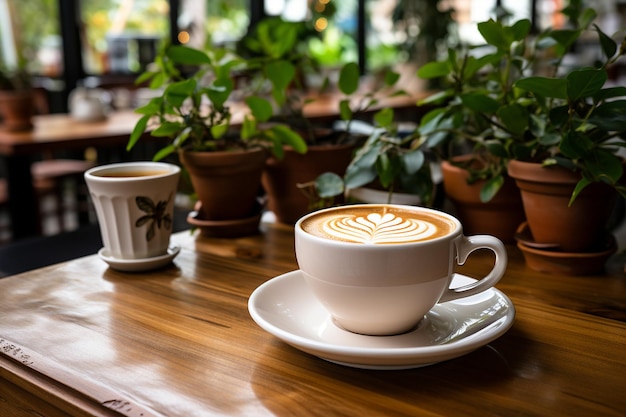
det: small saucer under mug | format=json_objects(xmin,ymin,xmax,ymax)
[
  {"xmin": 98, "ymin": 245, "xmax": 181, "ymax": 272},
  {"xmin": 248, "ymin": 270, "xmax": 515, "ymax": 370}
]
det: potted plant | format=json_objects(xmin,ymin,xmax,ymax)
[
  {"xmin": 414, "ymin": 17, "xmax": 534, "ymax": 242},
  {"xmin": 235, "ymin": 16, "xmax": 363, "ymax": 224},
  {"xmin": 506, "ymin": 4, "xmax": 626, "ymax": 256},
  {"xmin": 0, "ymin": 63, "xmax": 35, "ymax": 132},
  {"xmin": 418, "ymin": 3, "xmax": 626, "ymax": 270},
  {"xmin": 127, "ymin": 43, "xmax": 307, "ymax": 237},
  {"xmin": 311, "ymin": 72, "xmax": 436, "ymax": 210}
]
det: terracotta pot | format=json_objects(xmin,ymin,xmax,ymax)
[
  {"xmin": 262, "ymin": 144, "xmax": 355, "ymax": 224},
  {"xmin": 507, "ymin": 159, "xmax": 617, "ymax": 253},
  {"xmin": 441, "ymin": 158, "xmax": 525, "ymax": 243},
  {"xmin": 0, "ymin": 90, "xmax": 35, "ymax": 131},
  {"xmin": 179, "ymin": 148, "xmax": 266, "ymax": 222}
]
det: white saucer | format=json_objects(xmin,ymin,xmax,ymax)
[
  {"xmin": 248, "ymin": 270, "xmax": 515, "ymax": 370},
  {"xmin": 98, "ymin": 245, "xmax": 181, "ymax": 272}
]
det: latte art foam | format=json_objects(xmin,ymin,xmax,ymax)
[{"xmin": 301, "ymin": 206, "xmax": 455, "ymax": 244}]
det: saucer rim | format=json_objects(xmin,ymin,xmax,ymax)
[
  {"xmin": 98, "ymin": 245, "xmax": 181, "ymax": 271},
  {"xmin": 248, "ymin": 270, "xmax": 515, "ymax": 368}
]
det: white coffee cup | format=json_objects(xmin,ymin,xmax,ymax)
[
  {"xmin": 85, "ymin": 162, "xmax": 180, "ymax": 260},
  {"xmin": 295, "ymin": 204, "xmax": 507, "ymax": 336}
]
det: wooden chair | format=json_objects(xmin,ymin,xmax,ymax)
[
  {"xmin": 0, "ymin": 86, "xmax": 97, "ymax": 242},
  {"xmin": 0, "ymin": 156, "xmax": 96, "ymax": 242}
]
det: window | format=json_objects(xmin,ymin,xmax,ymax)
[
  {"xmin": 80, "ymin": 0, "xmax": 170, "ymax": 75},
  {"xmin": 0, "ymin": 0, "xmax": 62, "ymax": 77}
]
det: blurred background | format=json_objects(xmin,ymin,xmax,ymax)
[{"xmin": 2, "ymin": 0, "xmax": 624, "ymax": 115}]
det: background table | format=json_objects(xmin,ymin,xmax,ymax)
[
  {"xmin": 0, "ymin": 92, "xmax": 423, "ymax": 240},
  {"xmin": 0, "ymin": 222, "xmax": 624, "ymax": 416},
  {"xmin": 0, "ymin": 110, "xmax": 145, "ymax": 239}
]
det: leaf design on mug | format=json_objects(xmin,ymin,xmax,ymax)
[
  {"xmin": 322, "ymin": 212, "xmax": 437, "ymax": 243},
  {"xmin": 135, "ymin": 194, "xmax": 173, "ymax": 241}
]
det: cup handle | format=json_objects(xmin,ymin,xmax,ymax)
[{"xmin": 438, "ymin": 235, "xmax": 507, "ymax": 303}]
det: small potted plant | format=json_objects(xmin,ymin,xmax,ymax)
[
  {"xmin": 0, "ymin": 62, "xmax": 35, "ymax": 131},
  {"xmin": 127, "ymin": 43, "xmax": 307, "ymax": 237},
  {"xmin": 311, "ymin": 79, "xmax": 436, "ymax": 210},
  {"xmin": 236, "ymin": 16, "xmax": 365, "ymax": 224}
]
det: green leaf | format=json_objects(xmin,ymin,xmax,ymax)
[
  {"xmin": 270, "ymin": 125, "xmax": 307, "ymax": 154},
  {"xmin": 134, "ymin": 97, "xmax": 161, "ymax": 116},
  {"xmin": 339, "ymin": 99, "xmax": 352, "ymax": 121},
  {"xmin": 315, "ymin": 172, "xmax": 345, "ymax": 198},
  {"xmin": 510, "ymin": 19, "xmax": 532, "ymax": 41},
  {"xmin": 417, "ymin": 90, "xmax": 452, "ymax": 106},
  {"xmin": 338, "ymin": 62, "xmax": 360, "ymax": 95},
  {"xmin": 402, "ymin": 149, "xmax": 424, "ymax": 175},
  {"xmin": 151, "ymin": 121, "xmax": 183, "ymax": 137},
  {"xmin": 266, "ymin": 59, "xmax": 296, "ymax": 92},
  {"xmin": 210, "ymin": 122, "xmax": 229, "ymax": 139},
  {"xmin": 135, "ymin": 71, "xmax": 156, "ymax": 85},
  {"xmin": 241, "ymin": 115, "xmax": 255, "ymax": 140},
  {"xmin": 514, "ymin": 76, "xmax": 567, "ymax": 99},
  {"xmin": 594, "ymin": 24, "xmax": 617, "ymax": 60},
  {"xmin": 461, "ymin": 93, "xmax": 499, "ymax": 113},
  {"xmin": 464, "ymin": 53, "xmax": 501, "ymax": 79},
  {"xmin": 497, "ymin": 103, "xmax": 528, "ymax": 135},
  {"xmin": 153, "ymin": 144, "xmax": 176, "ymax": 161},
  {"xmin": 127, "ymin": 115, "xmax": 150, "ymax": 151},
  {"xmin": 585, "ymin": 148, "xmax": 623, "ymax": 184},
  {"xmin": 569, "ymin": 177, "xmax": 591, "ymax": 207},
  {"xmin": 165, "ymin": 79, "xmax": 197, "ymax": 107},
  {"xmin": 245, "ymin": 96, "xmax": 273, "ymax": 122},
  {"xmin": 384, "ymin": 70, "xmax": 400, "ymax": 87},
  {"xmin": 417, "ymin": 61, "xmax": 450, "ymax": 79},
  {"xmin": 566, "ymin": 68, "xmax": 606, "ymax": 101},
  {"xmin": 549, "ymin": 29, "xmax": 580, "ymax": 53},
  {"xmin": 480, "ymin": 174, "xmax": 504, "ymax": 203},
  {"xmin": 484, "ymin": 140, "xmax": 509, "ymax": 158},
  {"xmin": 594, "ymin": 86, "xmax": 626, "ymax": 101},
  {"xmin": 344, "ymin": 164, "xmax": 377, "ymax": 189},
  {"xmin": 588, "ymin": 100, "xmax": 626, "ymax": 131},
  {"xmin": 207, "ymin": 76, "xmax": 233, "ymax": 108},
  {"xmin": 374, "ymin": 108, "xmax": 394, "ymax": 128},
  {"xmin": 560, "ymin": 131, "xmax": 594, "ymax": 159},
  {"xmin": 477, "ymin": 19, "xmax": 510, "ymax": 51},
  {"xmin": 167, "ymin": 45, "xmax": 211, "ymax": 65},
  {"xmin": 376, "ymin": 153, "xmax": 394, "ymax": 187},
  {"xmin": 149, "ymin": 72, "xmax": 167, "ymax": 89}
]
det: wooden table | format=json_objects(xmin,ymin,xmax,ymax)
[{"xmin": 1, "ymin": 221, "xmax": 624, "ymax": 416}]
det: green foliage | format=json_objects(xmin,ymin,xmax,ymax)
[
  {"xmin": 127, "ymin": 43, "xmax": 306, "ymax": 161},
  {"xmin": 416, "ymin": 6, "xmax": 626, "ymax": 204},
  {"xmin": 311, "ymin": 60, "xmax": 434, "ymax": 205}
]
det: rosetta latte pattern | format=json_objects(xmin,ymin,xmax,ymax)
[{"xmin": 321, "ymin": 212, "xmax": 437, "ymax": 243}]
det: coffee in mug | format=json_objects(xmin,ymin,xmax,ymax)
[
  {"xmin": 295, "ymin": 204, "xmax": 507, "ymax": 336},
  {"xmin": 85, "ymin": 162, "xmax": 180, "ymax": 260}
]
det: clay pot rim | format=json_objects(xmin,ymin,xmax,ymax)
[{"xmin": 507, "ymin": 159, "xmax": 580, "ymax": 185}]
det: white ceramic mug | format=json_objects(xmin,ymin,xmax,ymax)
[
  {"xmin": 85, "ymin": 162, "xmax": 180, "ymax": 260},
  {"xmin": 295, "ymin": 204, "xmax": 507, "ymax": 336}
]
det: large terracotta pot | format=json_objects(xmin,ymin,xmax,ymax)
[
  {"xmin": 507, "ymin": 160, "xmax": 617, "ymax": 253},
  {"xmin": 262, "ymin": 144, "xmax": 355, "ymax": 224},
  {"xmin": 179, "ymin": 148, "xmax": 266, "ymax": 221},
  {"xmin": 0, "ymin": 90, "xmax": 34, "ymax": 131},
  {"xmin": 441, "ymin": 158, "xmax": 525, "ymax": 243}
]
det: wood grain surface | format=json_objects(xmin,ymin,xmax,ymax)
[{"xmin": 1, "ymin": 221, "xmax": 625, "ymax": 417}]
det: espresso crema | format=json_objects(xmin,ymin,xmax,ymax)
[{"xmin": 301, "ymin": 206, "xmax": 456, "ymax": 244}]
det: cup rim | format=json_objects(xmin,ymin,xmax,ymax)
[
  {"xmin": 85, "ymin": 161, "xmax": 180, "ymax": 181},
  {"xmin": 295, "ymin": 204, "xmax": 462, "ymax": 246}
]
